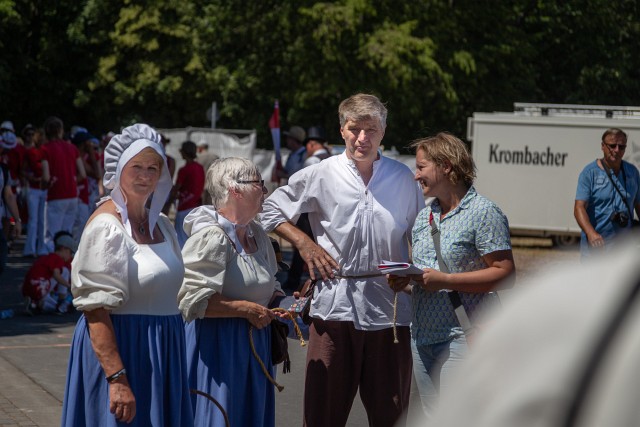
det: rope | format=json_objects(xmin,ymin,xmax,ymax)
[
  {"xmin": 392, "ymin": 292, "xmax": 399, "ymax": 344},
  {"xmin": 272, "ymin": 308, "xmax": 307, "ymax": 346},
  {"xmin": 190, "ymin": 389, "xmax": 231, "ymax": 427},
  {"xmin": 386, "ymin": 277, "xmax": 401, "ymax": 344},
  {"xmin": 248, "ymin": 308, "xmax": 307, "ymax": 392}
]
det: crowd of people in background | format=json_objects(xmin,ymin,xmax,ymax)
[
  {"xmin": 0, "ymin": 117, "xmax": 211, "ymax": 316},
  {"xmin": 0, "ymin": 115, "xmax": 337, "ymax": 312},
  {"xmin": 0, "ymin": 118, "xmax": 108, "ymax": 314},
  {"xmin": 0, "ymin": 114, "xmax": 338, "ymax": 313}
]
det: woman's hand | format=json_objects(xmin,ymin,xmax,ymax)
[
  {"xmin": 387, "ymin": 274, "xmax": 412, "ymax": 293},
  {"xmin": 242, "ymin": 301, "xmax": 276, "ymax": 329},
  {"xmin": 85, "ymin": 308, "xmax": 136, "ymax": 423},
  {"xmin": 419, "ymin": 268, "xmax": 450, "ymax": 291},
  {"xmin": 109, "ymin": 376, "xmax": 136, "ymax": 423},
  {"xmin": 273, "ymin": 309, "xmax": 290, "ymax": 319}
]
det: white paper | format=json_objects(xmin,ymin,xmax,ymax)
[{"xmin": 377, "ymin": 260, "xmax": 424, "ymax": 276}]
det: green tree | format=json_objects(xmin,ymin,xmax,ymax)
[
  {"xmin": 2, "ymin": 0, "xmax": 639, "ymax": 145},
  {"xmin": 0, "ymin": 1, "xmax": 89, "ymax": 129}
]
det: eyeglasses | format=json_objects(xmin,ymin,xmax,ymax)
[
  {"xmin": 604, "ymin": 142, "xmax": 627, "ymax": 150},
  {"xmin": 237, "ymin": 179, "xmax": 265, "ymax": 187}
]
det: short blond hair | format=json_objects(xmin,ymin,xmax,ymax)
[
  {"xmin": 338, "ymin": 93, "xmax": 387, "ymax": 128},
  {"xmin": 410, "ymin": 132, "xmax": 476, "ymax": 186}
]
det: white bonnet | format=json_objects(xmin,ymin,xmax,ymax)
[
  {"xmin": 101, "ymin": 123, "xmax": 171, "ymax": 239},
  {"xmin": 0, "ymin": 130, "xmax": 17, "ymax": 149}
]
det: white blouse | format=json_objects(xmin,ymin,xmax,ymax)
[
  {"xmin": 177, "ymin": 207, "xmax": 283, "ymax": 323},
  {"xmin": 71, "ymin": 213, "xmax": 184, "ymax": 315}
]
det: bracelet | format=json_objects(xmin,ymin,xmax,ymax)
[{"xmin": 106, "ymin": 368, "xmax": 127, "ymax": 383}]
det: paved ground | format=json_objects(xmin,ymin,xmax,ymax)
[
  {"xmin": 0, "ymin": 235, "xmax": 579, "ymax": 427},
  {"xmin": 0, "ymin": 237, "xmax": 427, "ymax": 427}
]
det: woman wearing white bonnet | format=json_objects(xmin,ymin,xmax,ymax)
[{"xmin": 61, "ymin": 124, "xmax": 193, "ymax": 426}]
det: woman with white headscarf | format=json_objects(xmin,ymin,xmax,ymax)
[
  {"xmin": 177, "ymin": 157, "xmax": 285, "ymax": 427},
  {"xmin": 61, "ymin": 124, "xmax": 193, "ymax": 426}
]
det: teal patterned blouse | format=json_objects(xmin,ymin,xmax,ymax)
[{"xmin": 411, "ymin": 186, "xmax": 511, "ymax": 345}]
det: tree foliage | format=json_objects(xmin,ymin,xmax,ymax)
[{"xmin": 0, "ymin": 0, "xmax": 639, "ymax": 149}]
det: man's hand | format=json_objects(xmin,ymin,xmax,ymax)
[
  {"xmin": 297, "ymin": 239, "xmax": 339, "ymax": 280},
  {"xmin": 587, "ymin": 231, "xmax": 605, "ymax": 248},
  {"xmin": 274, "ymin": 222, "xmax": 339, "ymax": 281}
]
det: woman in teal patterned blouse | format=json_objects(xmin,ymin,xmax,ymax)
[{"xmin": 390, "ymin": 132, "xmax": 515, "ymax": 419}]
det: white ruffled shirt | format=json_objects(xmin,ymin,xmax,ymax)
[{"xmin": 260, "ymin": 152, "xmax": 424, "ymax": 330}]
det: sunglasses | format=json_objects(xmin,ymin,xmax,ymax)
[
  {"xmin": 604, "ymin": 142, "xmax": 627, "ymax": 150},
  {"xmin": 237, "ymin": 179, "xmax": 265, "ymax": 186}
]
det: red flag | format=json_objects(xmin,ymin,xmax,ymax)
[
  {"xmin": 269, "ymin": 100, "xmax": 283, "ymax": 182},
  {"xmin": 269, "ymin": 100, "xmax": 280, "ymax": 130},
  {"xmin": 269, "ymin": 100, "xmax": 281, "ymax": 160}
]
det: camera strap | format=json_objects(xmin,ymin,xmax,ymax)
[{"xmin": 602, "ymin": 159, "xmax": 634, "ymax": 220}]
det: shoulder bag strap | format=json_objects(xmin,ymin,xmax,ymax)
[{"xmin": 429, "ymin": 212, "xmax": 474, "ymax": 334}]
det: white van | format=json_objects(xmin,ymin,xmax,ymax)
[{"xmin": 468, "ymin": 103, "xmax": 640, "ymax": 245}]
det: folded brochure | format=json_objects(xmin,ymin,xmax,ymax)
[{"xmin": 377, "ymin": 260, "xmax": 424, "ymax": 276}]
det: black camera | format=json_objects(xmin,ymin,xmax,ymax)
[{"xmin": 611, "ymin": 211, "xmax": 629, "ymax": 227}]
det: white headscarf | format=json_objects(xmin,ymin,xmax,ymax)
[{"xmin": 100, "ymin": 123, "xmax": 171, "ymax": 239}]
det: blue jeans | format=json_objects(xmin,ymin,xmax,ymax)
[{"xmin": 412, "ymin": 336, "xmax": 468, "ymax": 419}]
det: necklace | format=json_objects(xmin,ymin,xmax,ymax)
[{"xmin": 130, "ymin": 216, "xmax": 148, "ymax": 235}]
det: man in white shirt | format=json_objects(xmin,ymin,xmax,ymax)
[{"xmin": 261, "ymin": 93, "xmax": 424, "ymax": 427}]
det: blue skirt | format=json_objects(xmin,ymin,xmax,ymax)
[
  {"xmin": 61, "ymin": 313, "xmax": 194, "ymax": 427},
  {"xmin": 186, "ymin": 317, "xmax": 275, "ymax": 427}
]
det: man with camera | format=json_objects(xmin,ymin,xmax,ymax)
[{"xmin": 574, "ymin": 128, "xmax": 640, "ymax": 258}]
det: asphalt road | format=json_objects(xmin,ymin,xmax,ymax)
[{"xmin": 0, "ymin": 237, "xmax": 427, "ymax": 427}]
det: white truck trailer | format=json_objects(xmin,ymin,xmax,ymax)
[{"xmin": 467, "ymin": 103, "xmax": 640, "ymax": 245}]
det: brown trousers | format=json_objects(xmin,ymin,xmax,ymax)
[{"xmin": 303, "ymin": 318, "xmax": 412, "ymax": 427}]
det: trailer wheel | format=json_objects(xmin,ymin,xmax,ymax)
[{"xmin": 552, "ymin": 235, "xmax": 579, "ymax": 247}]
